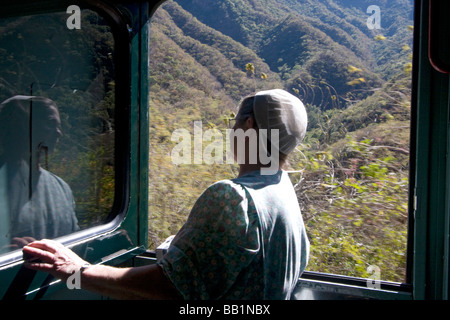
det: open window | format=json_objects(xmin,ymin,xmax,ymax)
[
  {"xmin": 148, "ymin": 0, "xmax": 414, "ymax": 298},
  {"xmin": 0, "ymin": 3, "xmax": 130, "ymax": 264}
]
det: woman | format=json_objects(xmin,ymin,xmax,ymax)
[{"xmin": 23, "ymin": 89, "xmax": 309, "ymax": 300}]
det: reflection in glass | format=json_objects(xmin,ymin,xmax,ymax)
[
  {"xmin": 0, "ymin": 10, "xmax": 116, "ymax": 254},
  {"xmin": 0, "ymin": 96, "xmax": 78, "ymax": 252}
]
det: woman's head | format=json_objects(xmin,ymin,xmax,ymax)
[
  {"xmin": 231, "ymin": 89, "xmax": 307, "ymax": 172},
  {"xmin": 252, "ymin": 89, "xmax": 307, "ymax": 155}
]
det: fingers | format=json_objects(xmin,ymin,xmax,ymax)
[
  {"xmin": 22, "ymin": 243, "xmax": 57, "ymax": 273},
  {"xmin": 25, "ymin": 239, "xmax": 62, "ymax": 254},
  {"xmin": 22, "ymin": 239, "xmax": 88, "ymax": 282},
  {"xmin": 22, "ymin": 240, "xmax": 71, "ymax": 279},
  {"xmin": 22, "ymin": 243, "xmax": 55, "ymax": 264},
  {"xmin": 23, "ymin": 260, "xmax": 55, "ymax": 273}
]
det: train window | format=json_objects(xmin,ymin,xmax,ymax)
[
  {"xmin": 149, "ymin": 0, "xmax": 413, "ymax": 284},
  {"xmin": 0, "ymin": 8, "xmax": 116, "ymax": 256}
]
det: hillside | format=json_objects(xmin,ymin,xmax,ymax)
[
  {"xmin": 148, "ymin": 0, "xmax": 414, "ymax": 282},
  {"xmin": 150, "ymin": 0, "xmax": 414, "ymax": 116}
]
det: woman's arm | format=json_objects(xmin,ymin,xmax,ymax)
[
  {"xmin": 22, "ymin": 239, "xmax": 181, "ymax": 300},
  {"xmin": 78, "ymin": 263, "xmax": 181, "ymax": 299}
]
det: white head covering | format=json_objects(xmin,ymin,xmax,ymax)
[{"xmin": 253, "ymin": 89, "xmax": 307, "ymax": 155}]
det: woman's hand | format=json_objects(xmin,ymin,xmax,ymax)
[
  {"xmin": 22, "ymin": 239, "xmax": 180, "ymax": 299},
  {"xmin": 22, "ymin": 239, "xmax": 87, "ymax": 282}
]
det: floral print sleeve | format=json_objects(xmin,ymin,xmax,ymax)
[{"xmin": 158, "ymin": 180, "xmax": 260, "ymax": 300}]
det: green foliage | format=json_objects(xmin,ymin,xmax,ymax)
[{"xmin": 292, "ymin": 133, "xmax": 409, "ymax": 281}]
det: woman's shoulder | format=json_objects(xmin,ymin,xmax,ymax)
[
  {"xmin": 203, "ymin": 179, "xmax": 246, "ymax": 200},
  {"xmin": 187, "ymin": 179, "xmax": 249, "ymax": 225}
]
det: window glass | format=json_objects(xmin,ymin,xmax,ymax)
[
  {"xmin": 149, "ymin": 0, "xmax": 413, "ymax": 283},
  {"xmin": 0, "ymin": 9, "xmax": 116, "ymax": 255}
]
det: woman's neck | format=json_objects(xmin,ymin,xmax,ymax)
[{"xmin": 238, "ymin": 162, "xmax": 283, "ymax": 177}]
